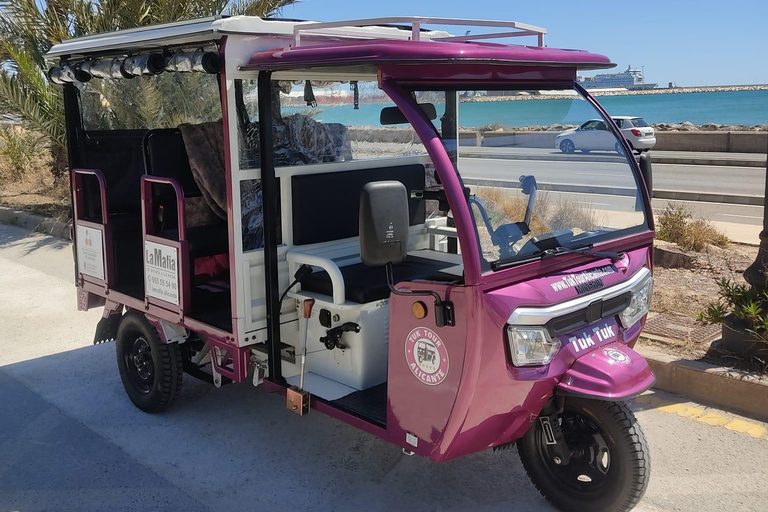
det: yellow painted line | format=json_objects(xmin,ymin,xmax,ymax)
[
  {"xmin": 724, "ymin": 419, "xmax": 768, "ymax": 439},
  {"xmin": 634, "ymin": 392, "xmax": 768, "ymax": 440},
  {"xmin": 656, "ymin": 403, "xmax": 706, "ymax": 419},
  {"xmin": 696, "ymin": 412, "xmax": 730, "ymax": 427}
]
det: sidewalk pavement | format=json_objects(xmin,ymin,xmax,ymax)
[{"xmin": 710, "ymin": 220, "xmax": 760, "ymax": 245}]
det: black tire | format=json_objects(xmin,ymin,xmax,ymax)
[
  {"xmin": 581, "ymin": 149, "xmax": 591, "ymax": 154},
  {"xmin": 559, "ymin": 139, "xmax": 575, "ymax": 154},
  {"xmin": 518, "ymin": 398, "xmax": 650, "ymax": 512},
  {"xmin": 116, "ymin": 310, "xmax": 183, "ymax": 413}
]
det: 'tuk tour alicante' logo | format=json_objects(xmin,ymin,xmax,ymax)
[{"xmin": 405, "ymin": 327, "xmax": 449, "ymax": 386}]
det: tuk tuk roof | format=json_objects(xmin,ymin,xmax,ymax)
[
  {"xmin": 46, "ymin": 16, "xmax": 613, "ymax": 72},
  {"xmin": 243, "ymin": 39, "xmax": 613, "ymax": 71},
  {"xmin": 45, "ymin": 16, "xmax": 449, "ymax": 60}
]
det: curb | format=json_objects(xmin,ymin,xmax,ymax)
[
  {"xmin": 652, "ymin": 189, "xmax": 764, "ymax": 206},
  {"xmin": 651, "ymin": 156, "xmax": 765, "ymax": 168},
  {"xmin": 461, "ymin": 149, "xmax": 765, "ymax": 168},
  {"xmin": 0, "ymin": 206, "xmax": 71, "ymax": 240},
  {"xmin": 636, "ymin": 343, "xmax": 768, "ymax": 423}
]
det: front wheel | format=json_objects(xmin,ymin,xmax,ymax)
[{"xmin": 518, "ymin": 398, "xmax": 650, "ymax": 512}]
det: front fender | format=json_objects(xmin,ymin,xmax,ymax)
[{"xmin": 556, "ymin": 342, "xmax": 655, "ymax": 400}]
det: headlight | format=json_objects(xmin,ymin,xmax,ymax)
[
  {"xmin": 507, "ymin": 326, "xmax": 561, "ymax": 366},
  {"xmin": 619, "ymin": 276, "xmax": 653, "ymax": 328}
]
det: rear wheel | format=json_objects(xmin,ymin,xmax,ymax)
[
  {"xmin": 518, "ymin": 398, "xmax": 650, "ymax": 512},
  {"xmin": 116, "ymin": 311, "xmax": 183, "ymax": 413},
  {"xmin": 559, "ymin": 139, "xmax": 575, "ymax": 154}
]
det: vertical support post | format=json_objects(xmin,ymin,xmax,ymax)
[
  {"xmin": 412, "ymin": 22, "xmax": 420, "ymax": 41},
  {"xmin": 63, "ymin": 83, "xmax": 82, "ymax": 285},
  {"xmin": 442, "ymin": 91, "xmax": 460, "ymax": 255},
  {"xmin": 442, "ymin": 91, "xmax": 458, "ymax": 166},
  {"xmin": 257, "ymin": 70, "xmax": 285, "ymax": 384},
  {"xmin": 744, "ymin": 136, "xmax": 768, "ymax": 289}
]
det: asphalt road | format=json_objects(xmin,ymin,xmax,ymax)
[
  {"xmin": 2, "ymin": 223, "xmax": 768, "ymax": 512},
  {"xmin": 458, "ymin": 154, "xmax": 765, "ymax": 227},
  {"xmin": 459, "ymin": 153, "xmax": 765, "ymax": 198}
]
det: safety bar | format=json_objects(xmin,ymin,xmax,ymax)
[
  {"xmin": 72, "ymin": 168, "xmax": 109, "ymax": 224},
  {"xmin": 140, "ymin": 175, "xmax": 187, "ymax": 241},
  {"xmin": 293, "ymin": 16, "xmax": 546, "ymax": 47},
  {"xmin": 286, "ymin": 251, "xmax": 346, "ymax": 305}
]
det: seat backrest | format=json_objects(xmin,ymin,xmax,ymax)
[
  {"xmin": 291, "ymin": 164, "xmax": 426, "ymax": 246},
  {"xmin": 143, "ymin": 129, "xmax": 202, "ymax": 196},
  {"xmin": 79, "ymin": 130, "xmax": 148, "ymax": 217}
]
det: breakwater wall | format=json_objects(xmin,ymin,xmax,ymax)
[{"xmin": 347, "ymin": 128, "xmax": 768, "ymax": 153}]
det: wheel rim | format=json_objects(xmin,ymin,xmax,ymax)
[
  {"xmin": 560, "ymin": 140, "xmax": 575, "ymax": 153},
  {"xmin": 534, "ymin": 410, "xmax": 613, "ymax": 496},
  {"xmin": 123, "ymin": 334, "xmax": 154, "ymax": 394}
]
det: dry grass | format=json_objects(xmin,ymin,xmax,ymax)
[
  {"xmin": 547, "ymin": 196, "xmax": 601, "ymax": 233},
  {"xmin": 656, "ymin": 203, "xmax": 729, "ymax": 251},
  {"xmin": 0, "ymin": 128, "xmax": 70, "ymax": 220},
  {"xmin": 476, "ymin": 186, "xmax": 551, "ymax": 235}
]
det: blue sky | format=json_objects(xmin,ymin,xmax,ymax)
[{"xmin": 282, "ymin": 0, "xmax": 768, "ymax": 87}]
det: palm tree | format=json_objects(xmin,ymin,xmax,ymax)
[{"xmin": 0, "ymin": 0, "xmax": 296, "ymax": 176}]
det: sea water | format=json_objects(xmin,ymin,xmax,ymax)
[{"xmin": 286, "ymin": 90, "xmax": 768, "ymax": 129}]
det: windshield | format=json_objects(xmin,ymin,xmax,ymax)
[{"xmin": 414, "ymin": 85, "xmax": 648, "ymax": 270}]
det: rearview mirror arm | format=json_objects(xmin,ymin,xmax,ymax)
[{"xmin": 385, "ymin": 262, "xmax": 455, "ymax": 328}]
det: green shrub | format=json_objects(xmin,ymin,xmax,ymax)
[{"xmin": 698, "ymin": 278, "xmax": 768, "ymax": 333}]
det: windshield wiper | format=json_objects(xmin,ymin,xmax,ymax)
[{"xmin": 541, "ymin": 245, "xmax": 624, "ymax": 263}]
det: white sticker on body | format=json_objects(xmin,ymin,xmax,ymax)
[
  {"xmin": 76, "ymin": 225, "xmax": 105, "ymax": 280},
  {"xmin": 144, "ymin": 241, "xmax": 179, "ymax": 305},
  {"xmin": 406, "ymin": 432, "xmax": 418, "ymax": 447}
]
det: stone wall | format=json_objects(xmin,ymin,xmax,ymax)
[{"xmin": 653, "ymin": 131, "xmax": 768, "ymax": 153}]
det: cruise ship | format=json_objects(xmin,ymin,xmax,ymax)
[{"xmin": 577, "ymin": 65, "xmax": 657, "ymax": 90}]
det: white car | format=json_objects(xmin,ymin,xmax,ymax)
[{"xmin": 555, "ymin": 116, "xmax": 656, "ymax": 154}]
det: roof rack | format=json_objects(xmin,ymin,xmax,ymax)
[{"xmin": 292, "ymin": 16, "xmax": 546, "ymax": 47}]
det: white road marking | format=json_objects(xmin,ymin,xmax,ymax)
[
  {"xmin": 721, "ymin": 213, "xmax": 763, "ymax": 220},
  {"xmin": 575, "ymin": 172, "xmax": 625, "ymax": 178}
]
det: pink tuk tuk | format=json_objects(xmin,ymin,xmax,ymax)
[{"xmin": 50, "ymin": 16, "xmax": 656, "ymax": 511}]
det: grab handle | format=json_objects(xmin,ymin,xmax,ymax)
[
  {"xmin": 72, "ymin": 168, "xmax": 109, "ymax": 224},
  {"xmin": 141, "ymin": 175, "xmax": 187, "ymax": 241}
]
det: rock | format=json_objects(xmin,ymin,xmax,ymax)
[
  {"xmin": 654, "ymin": 240, "xmax": 695, "ymax": 269},
  {"xmin": 702, "ymin": 243, "xmax": 728, "ymax": 255}
]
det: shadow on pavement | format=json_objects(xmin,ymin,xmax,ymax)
[
  {"xmin": 0, "ymin": 343, "xmax": 553, "ymax": 512},
  {"xmin": 0, "ymin": 223, "xmax": 69, "ymax": 254}
]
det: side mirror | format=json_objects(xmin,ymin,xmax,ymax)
[
  {"xmin": 638, "ymin": 153, "xmax": 653, "ymax": 196},
  {"xmin": 520, "ymin": 175, "xmax": 537, "ymax": 195},
  {"xmin": 359, "ymin": 181, "xmax": 409, "ymax": 267}
]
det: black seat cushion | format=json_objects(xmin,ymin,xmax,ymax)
[{"xmin": 301, "ymin": 256, "xmax": 454, "ymax": 304}]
